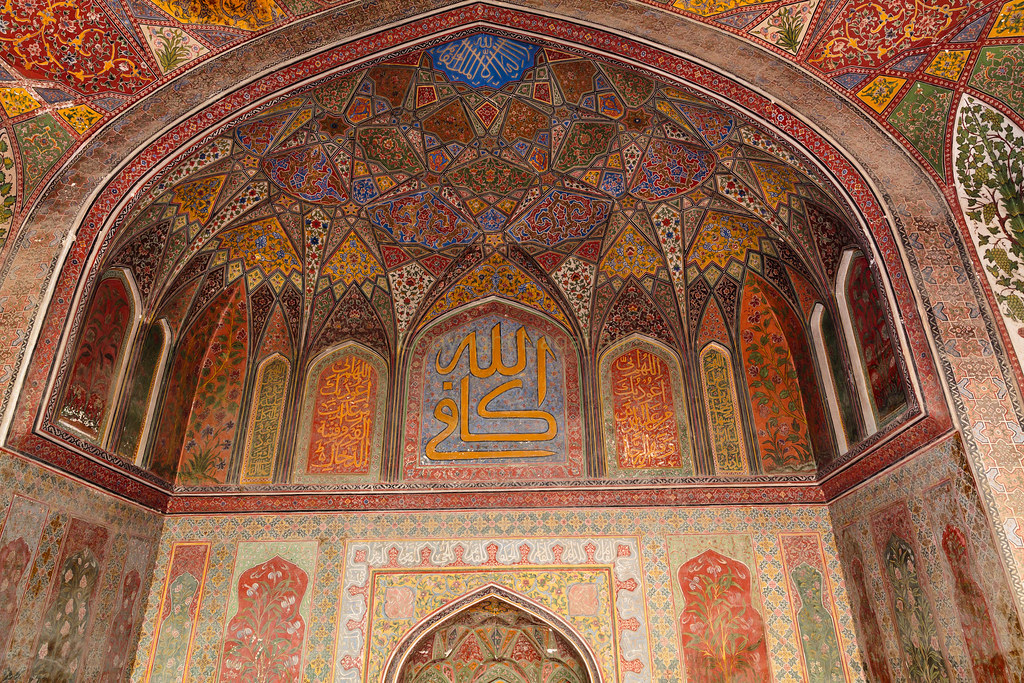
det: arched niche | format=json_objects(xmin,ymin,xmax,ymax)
[
  {"xmin": 292, "ymin": 342, "xmax": 387, "ymax": 485},
  {"xmin": 147, "ymin": 280, "xmax": 249, "ymax": 485},
  {"xmin": 240, "ymin": 353, "xmax": 292, "ymax": 486},
  {"xmin": 597, "ymin": 334, "xmax": 693, "ymax": 477},
  {"xmin": 740, "ymin": 271, "xmax": 832, "ymax": 473},
  {"xmin": 55, "ymin": 267, "xmax": 141, "ymax": 448},
  {"xmin": 401, "ymin": 298, "xmax": 586, "ymax": 484},
  {"xmin": 835, "ymin": 249, "xmax": 908, "ymax": 434},
  {"xmin": 112, "ymin": 318, "xmax": 170, "ymax": 465},
  {"xmin": 698, "ymin": 342, "xmax": 748, "ymax": 476},
  {"xmin": 810, "ymin": 304, "xmax": 850, "ymax": 455},
  {"xmin": 383, "ymin": 584, "xmax": 601, "ymax": 683}
]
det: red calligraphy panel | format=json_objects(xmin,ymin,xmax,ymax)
[
  {"xmin": 609, "ymin": 347, "xmax": 683, "ymax": 469},
  {"xmin": 307, "ymin": 354, "xmax": 379, "ymax": 475}
]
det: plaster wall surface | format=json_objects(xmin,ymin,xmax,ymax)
[
  {"xmin": 0, "ymin": 451, "xmax": 162, "ymax": 682},
  {"xmin": 138, "ymin": 500, "xmax": 861, "ymax": 681},
  {"xmin": 831, "ymin": 434, "xmax": 1024, "ymax": 682}
]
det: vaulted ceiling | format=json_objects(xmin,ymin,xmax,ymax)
[
  {"xmin": 0, "ymin": 0, "xmax": 1019, "ymax": 227},
  {"xmin": 0, "ymin": 0, "xmax": 996, "ymax": 511}
]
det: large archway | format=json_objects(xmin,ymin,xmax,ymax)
[
  {"xmin": 0, "ymin": 0, "xmax": 1021, "ymax": 678},
  {"xmin": 384, "ymin": 584, "xmax": 602, "ymax": 683},
  {"xmin": 9, "ymin": 17, "xmax": 945, "ymax": 507}
]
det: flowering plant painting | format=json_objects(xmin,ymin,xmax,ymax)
[
  {"xmin": 678, "ymin": 550, "xmax": 770, "ymax": 683},
  {"xmin": 220, "ymin": 556, "xmax": 309, "ymax": 682}
]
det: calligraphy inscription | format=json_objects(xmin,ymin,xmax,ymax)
[
  {"xmin": 610, "ymin": 348, "xmax": 684, "ymax": 468},
  {"xmin": 307, "ymin": 354, "xmax": 377, "ymax": 474},
  {"xmin": 422, "ymin": 317, "xmax": 565, "ymax": 462},
  {"xmin": 701, "ymin": 348, "xmax": 747, "ymax": 474},
  {"xmin": 243, "ymin": 357, "xmax": 289, "ymax": 484},
  {"xmin": 427, "ymin": 35, "xmax": 539, "ymax": 89}
]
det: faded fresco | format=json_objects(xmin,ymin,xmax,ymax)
[
  {"xmin": 0, "ymin": 454, "xmax": 161, "ymax": 681},
  {"xmin": 57, "ymin": 273, "xmax": 134, "ymax": 444},
  {"xmin": 124, "ymin": 505, "xmax": 862, "ymax": 682},
  {"xmin": 831, "ymin": 435, "xmax": 1024, "ymax": 682}
]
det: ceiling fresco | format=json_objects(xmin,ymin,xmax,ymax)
[
  {"xmin": 0, "ymin": 0, "xmax": 1020, "ymax": 255},
  {"xmin": 20, "ymin": 29, "xmax": 935, "ymax": 509}
]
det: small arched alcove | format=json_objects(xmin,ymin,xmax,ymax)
[{"xmin": 383, "ymin": 584, "xmax": 601, "ymax": 683}]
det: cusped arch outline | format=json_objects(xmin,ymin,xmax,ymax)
[{"xmin": 382, "ymin": 583, "xmax": 603, "ymax": 683}]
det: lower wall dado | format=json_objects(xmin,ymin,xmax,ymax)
[
  {"xmin": 135, "ymin": 505, "xmax": 861, "ymax": 682},
  {"xmin": 0, "ymin": 451, "xmax": 162, "ymax": 682},
  {"xmin": 831, "ymin": 435, "xmax": 1024, "ymax": 682},
  {"xmin": 1, "ymin": 435, "xmax": 1022, "ymax": 681}
]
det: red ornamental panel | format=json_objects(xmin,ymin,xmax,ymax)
[
  {"xmin": 941, "ymin": 525, "xmax": 1008, "ymax": 682},
  {"xmin": 59, "ymin": 276, "xmax": 133, "ymax": 440},
  {"xmin": 178, "ymin": 283, "xmax": 248, "ymax": 486},
  {"xmin": 677, "ymin": 549, "xmax": 770, "ymax": 682},
  {"xmin": 609, "ymin": 347, "xmax": 683, "ymax": 468},
  {"xmin": 0, "ymin": 0, "xmax": 154, "ymax": 95},
  {"xmin": 306, "ymin": 354, "xmax": 378, "ymax": 475},
  {"xmin": 740, "ymin": 278, "xmax": 814, "ymax": 474},
  {"xmin": 761, "ymin": 281, "xmax": 834, "ymax": 467},
  {"xmin": 220, "ymin": 556, "xmax": 309, "ymax": 682},
  {"xmin": 848, "ymin": 256, "xmax": 904, "ymax": 421}
]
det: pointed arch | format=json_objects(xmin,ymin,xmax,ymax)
[
  {"xmin": 255, "ymin": 303, "xmax": 294, "ymax": 360},
  {"xmin": 417, "ymin": 250, "xmax": 573, "ymax": 334},
  {"xmin": 696, "ymin": 297, "xmax": 731, "ymax": 349},
  {"xmin": 383, "ymin": 584, "xmax": 601, "ymax": 683},
  {"xmin": 810, "ymin": 304, "xmax": 849, "ymax": 454},
  {"xmin": 113, "ymin": 318, "xmax": 171, "ymax": 465},
  {"xmin": 598, "ymin": 334, "xmax": 693, "ymax": 476},
  {"xmin": 57, "ymin": 268, "xmax": 142, "ymax": 447},
  {"xmin": 293, "ymin": 341, "xmax": 387, "ymax": 485},
  {"xmin": 698, "ymin": 342, "xmax": 748, "ymax": 475},
  {"xmin": 308, "ymin": 284, "xmax": 390, "ymax": 361},
  {"xmin": 240, "ymin": 353, "xmax": 291, "ymax": 485},
  {"xmin": 836, "ymin": 249, "xmax": 907, "ymax": 433},
  {"xmin": 596, "ymin": 280, "xmax": 676, "ymax": 354}
]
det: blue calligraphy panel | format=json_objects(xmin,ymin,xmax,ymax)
[
  {"xmin": 419, "ymin": 314, "xmax": 566, "ymax": 465},
  {"xmin": 428, "ymin": 34, "xmax": 539, "ymax": 89}
]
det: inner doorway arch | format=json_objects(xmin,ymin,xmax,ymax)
[{"xmin": 383, "ymin": 584, "xmax": 602, "ymax": 683}]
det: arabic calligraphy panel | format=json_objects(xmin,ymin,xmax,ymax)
[
  {"xmin": 427, "ymin": 35, "xmax": 539, "ymax": 89},
  {"xmin": 699, "ymin": 343, "xmax": 749, "ymax": 475},
  {"xmin": 403, "ymin": 300, "xmax": 585, "ymax": 483},
  {"xmin": 599, "ymin": 337, "xmax": 693, "ymax": 477},
  {"xmin": 294, "ymin": 344, "xmax": 387, "ymax": 485},
  {"xmin": 241, "ymin": 354, "xmax": 290, "ymax": 485}
]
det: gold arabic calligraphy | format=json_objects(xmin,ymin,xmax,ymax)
[
  {"xmin": 308, "ymin": 354, "xmax": 377, "ymax": 474},
  {"xmin": 610, "ymin": 348, "xmax": 683, "ymax": 468},
  {"xmin": 426, "ymin": 323, "xmax": 557, "ymax": 460}
]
